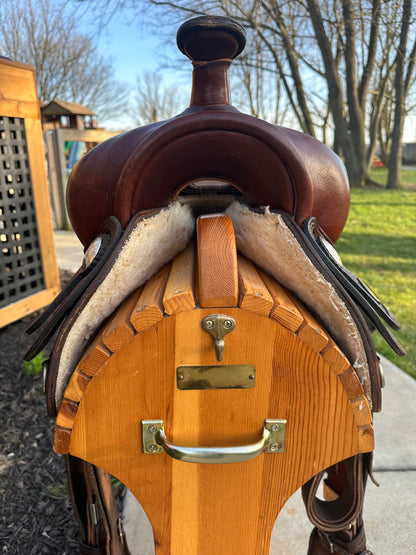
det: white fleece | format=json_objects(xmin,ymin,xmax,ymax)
[
  {"xmin": 55, "ymin": 202, "xmax": 195, "ymax": 408},
  {"xmin": 226, "ymin": 201, "xmax": 371, "ymax": 406}
]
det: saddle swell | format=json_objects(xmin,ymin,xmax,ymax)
[
  {"xmin": 67, "ymin": 106, "xmax": 350, "ymax": 249},
  {"xmin": 66, "ymin": 17, "xmax": 350, "ymax": 248}
]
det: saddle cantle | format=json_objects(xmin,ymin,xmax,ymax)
[{"xmin": 25, "ymin": 15, "xmax": 404, "ymax": 555}]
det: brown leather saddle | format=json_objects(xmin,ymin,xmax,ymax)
[{"xmin": 25, "ymin": 16, "xmax": 403, "ymax": 555}]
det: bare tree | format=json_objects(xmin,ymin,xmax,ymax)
[
  {"xmin": 135, "ymin": 71, "xmax": 187, "ymax": 124},
  {"xmin": 0, "ymin": 0, "xmax": 130, "ymax": 122},
  {"xmin": 387, "ymin": 0, "xmax": 416, "ymax": 188},
  {"xmin": 73, "ymin": 0, "xmax": 416, "ymax": 187}
]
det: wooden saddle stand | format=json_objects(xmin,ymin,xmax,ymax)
[{"xmin": 25, "ymin": 16, "xmax": 404, "ymax": 555}]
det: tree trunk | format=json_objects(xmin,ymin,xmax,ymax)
[
  {"xmin": 307, "ymin": 0, "xmax": 364, "ymax": 187},
  {"xmin": 342, "ymin": 0, "xmax": 366, "ymax": 183},
  {"xmin": 387, "ymin": 0, "xmax": 412, "ymax": 189}
]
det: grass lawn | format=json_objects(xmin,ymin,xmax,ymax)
[
  {"xmin": 369, "ymin": 166, "xmax": 416, "ymax": 187},
  {"xmin": 336, "ymin": 188, "xmax": 416, "ymax": 379}
]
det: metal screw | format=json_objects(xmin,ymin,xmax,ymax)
[
  {"xmin": 249, "ymin": 374, "xmax": 255, "ymax": 380},
  {"xmin": 178, "ymin": 374, "xmax": 184, "ymax": 381},
  {"xmin": 271, "ymin": 424, "xmax": 280, "ymax": 432},
  {"xmin": 223, "ymin": 320, "xmax": 233, "ymax": 329},
  {"xmin": 270, "ymin": 442, "xmax": 281, "ymax": 452},
  {"xmin": 204, "ymin": 320, "xmax": 214, "ymax": 329},
  {"xmin": 148, "ymin": 425, "xmax": 157, "ymax": 433},
  {"xmin": 254, "ymin": 291, "xmax": 263, "ymax": 297},
  {"xmin": 147, "ymin": 443, "xmax": 158, "ymax": 452}
]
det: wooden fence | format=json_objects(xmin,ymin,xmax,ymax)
[{"xmin": 0, "ymin": 57, "xmax": 60, "ymax": 328}]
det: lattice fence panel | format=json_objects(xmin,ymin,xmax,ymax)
[{"xmin": 0, "ymin": 116, "xmax": 45, "ymax": 308}]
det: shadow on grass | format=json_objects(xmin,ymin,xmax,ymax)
[{"xmin": 338, "ymin": 233, "xmax": 416, "ymax": 267}]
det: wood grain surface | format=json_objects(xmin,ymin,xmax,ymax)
[
  {"xmin": 197, "ymin": 214, "xmax": 238, "ymax": 307},
  {"xmin": 54, "ymin": 233, "xmax": 374, "ymax": 554},
  {"xmin": 66, "ymin": 308, "xmax": 373, "ymax": 554}
]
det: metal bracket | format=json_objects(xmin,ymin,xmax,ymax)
[
  {"xmin": 263, "ymin": 419, "xmax": 287, "ymax": 453},
  {"xmin": 142, "ymin": 420, "xmax": 164, "ymax": 455},
  {"xmin": 201, "ymin": 314, "xmax": 236, "ymax": 361}
]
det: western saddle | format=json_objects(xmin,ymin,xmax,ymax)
[{"xmin": 25, "ymin": 16, "xmax": 404, "ymax": 555}]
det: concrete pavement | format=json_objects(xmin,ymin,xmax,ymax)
[
  {"xmin": 53, "ymin": 230, "xmax": 416, "ymax": 554},
  {"xmin": 53, "ymin": 229, "xmax": 84, "ymax": 271}
]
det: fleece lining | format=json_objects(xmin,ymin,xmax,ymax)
[
  {"xmin": 54, "ymin": 200, "xmax": 372, "ymax": 409},
  {"xmin": 55, "ymin": 202, "xmax": 195, "ymax": 408},
  {"xmin": 226, "ymin": 201, "xmax": 371, "ymax": 405}
]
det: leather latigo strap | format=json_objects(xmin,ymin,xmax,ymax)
[
  {"xmin": 302, "ymin": 455, "xmax": 368, "ymax": 533},
  {"xmin": 303, "ymin": 454, "xmax": 374, "ymax": 555},
  {"xmin": 66, "ymin": 456, "xmax": 128, "ymax": 555},
  {"xmin": 24, "ymin": 217, "xmax": 122, "ymax": 362},
  {"xmin": 303, "ymin": 217, "xmax": 405, "ymax": 357}
]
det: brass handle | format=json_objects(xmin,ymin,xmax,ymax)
[{"xmin": 142, "ymin": 419, "xmax": 286, "ymax": 464}]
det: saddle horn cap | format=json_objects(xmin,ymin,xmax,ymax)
[
  {"xmin": 177, "ymin": 16, "xmax": 246, "ymax": 61},
  {"xmin": 177, "ymin": 16, "xmax": 246, "ymax": 107}
]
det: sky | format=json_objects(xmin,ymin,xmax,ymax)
[
  {"xmin": 96, "ymin": 18, "xmax": 165, "ymax": 84},
  {"xmin": 85, "ymin": 8, "xmax": 192, "ymax": 129}
]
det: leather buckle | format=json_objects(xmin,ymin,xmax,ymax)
[{"xmin": 318, "ymin": 531, "xmax": 335, "ymax": 553}]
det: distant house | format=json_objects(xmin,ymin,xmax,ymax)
[
  {"xmin": 402, "ymin": 143, "xmax": 416, "ymax": 165},
  {"xmin": 40, "ymin": 100, "xmax": 120, "ymax": 230},
  {"xmin": 41, "ymin": 100, "xmax": 98, "ymax": 131}
]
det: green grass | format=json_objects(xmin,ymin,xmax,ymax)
[
  {"xmin": 369, "ymin": 167, "xmax": 416, "ymax": 187},
  {"xmin": 336, "ymin": 188, "xmax": 416, "ymax": 378},
  {"xmin": 22, "ymin": 351, "xmax": 45, "ymax": 376}
]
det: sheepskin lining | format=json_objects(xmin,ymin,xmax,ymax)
[
  {"xmin": 54, "ymin": 200, "xmax": 372, "ymax": 409},
  {"xmin": 226, "ymin": 201, "xmax": 371, "ymax": 405},
  {"xmin": 55, "ymin": 202, "xmax": 195, "ymax": 407}
]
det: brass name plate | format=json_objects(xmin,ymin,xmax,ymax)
[{"xmin": 176, "ymin": 365, "xmax": 256, "ymax": 390}]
